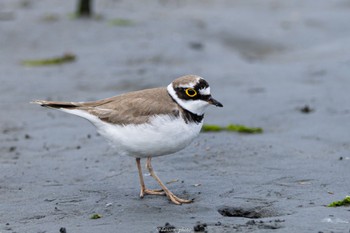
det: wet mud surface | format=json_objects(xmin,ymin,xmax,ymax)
[{"xmin": 1, "ymin": 0, "xmax": 350, "ymax": 232}]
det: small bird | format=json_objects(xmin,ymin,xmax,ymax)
[{"xmin": 32, "ymin": 75, "xmax": 223, "ymax": 204}]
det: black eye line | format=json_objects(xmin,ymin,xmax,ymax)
[
  {"xmin": 184, "ymin": 88, "xmax": 197, "ymax": 95},
  {"xmin": 175, "ymin": 87, "xmax": 210, "ymax": 100}
]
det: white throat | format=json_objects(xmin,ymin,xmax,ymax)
[{"xmin": 167, "ymin": 84, "xmax": 210, "ymax": 116}]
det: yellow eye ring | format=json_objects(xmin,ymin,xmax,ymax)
[{"xmin": 185, "ymin": 88, "xmax": 197, "ymax": 97}]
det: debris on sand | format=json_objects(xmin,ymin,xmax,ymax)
[
  {"xmin": 8, "ymin": 146, "xmax": 16, "ymax": 152},
  {"xmin": 157, "ymin": 222, "xmax": 176, "ymax": 233},
  {"xmin": 217, "ymin": 205, "xmax": 280, "ymax": 218},
  {"xmin": 245, "ymin": 219, "xmax": 285, "ymax": 230},
  {"xmin": 166, "ymin": 179, "xmax": 179, "ymax": 184}
]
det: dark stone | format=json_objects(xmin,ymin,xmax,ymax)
[{"xmin": 193, "ymin": 221, "xmax": 207, "ymax": 232}]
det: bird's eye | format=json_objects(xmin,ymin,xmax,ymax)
[{"xmin": 185, "ymin": 88, "xmax": 197, "ymax": 97}]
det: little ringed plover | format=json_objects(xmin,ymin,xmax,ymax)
[{"xmin": 32, "ymin": 74, "xmax": 223, "ymax": 205}]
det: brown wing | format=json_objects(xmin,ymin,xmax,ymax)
[{"xmin": 34, "ymin": 87, "xmax": 180, "ymax": 125}]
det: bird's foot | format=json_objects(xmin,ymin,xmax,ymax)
[
  {"xmin": 166, "ymin": 191, "xmax": 193, "ymax": 205},
  {"xmin": 140, "ymin": 188, "xmax": 165, "ymax": 198}
]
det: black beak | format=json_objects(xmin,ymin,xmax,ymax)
[{"xmin": 208, "ymin": 96, "xmax": 223, "ymax": 107}]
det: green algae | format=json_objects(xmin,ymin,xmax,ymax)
[
  {"xmin": 226, "ymin": 124, "xmax": 263, "ymax": 133},
  {"xmin": 202, "ymin": 124, "xmax": 263, "ymax": 134},
  {"xmin": 90, "ymin": 213, "xmax": 102, "ymax": 219},
  {"xmin": 201, "ymin": 124, "xmax": 223, "ymax": 132},
  {"xmin": 109, "ymin": 18, "xmax": 133, "ymax": 26},
  {"xmin": 22, "ymin": 53, "xmax": 76, "ymax": 66},
  {"xmin": 328, "ymin": 196, "xmax": 350, "ymax": 207}
]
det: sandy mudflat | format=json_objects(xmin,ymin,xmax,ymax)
[{"xmin": 1, "ymin": 1, "xmax": 350, "ymax": 232}]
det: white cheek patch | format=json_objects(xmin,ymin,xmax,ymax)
[{"xmin": 199, "ymin": 87, "xmax": 211, "ymax": 95}]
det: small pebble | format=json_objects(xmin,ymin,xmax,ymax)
[
  {"xmin": 189, "ymin": 41, "xmax": 204, "ymax": 50},
  {"xmin": 300, "ymin": 105, "xmax": 314, "ymax": 113}
]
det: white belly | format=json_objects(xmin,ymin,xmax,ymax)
[
  {"xmin": 61, "ymin": 109, "xmax": 202, "ymax": 158},
  {"xmin": 99, "ymin": 115, "xmax": 202, "ymax": 157}
]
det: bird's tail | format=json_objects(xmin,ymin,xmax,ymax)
[{"xmin": 31, "ymin": 100, "xmax": 81, "ymax": 109}]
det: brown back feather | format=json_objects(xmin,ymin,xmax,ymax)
[{"xmin": 77, "ymin": 87, "xmax": 180, "ymax": 125}]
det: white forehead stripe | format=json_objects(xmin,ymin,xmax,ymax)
[
  {"xmin": 199, "ymin": 87, "xmax": 211, "ymax": 95},
  {"xmin": 176, "ymin": 76, "xmax": 201, "ymax": 88},
  {"xmin": 178, "ymin": 82, "xmax": 196, "ymax": 88}
]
